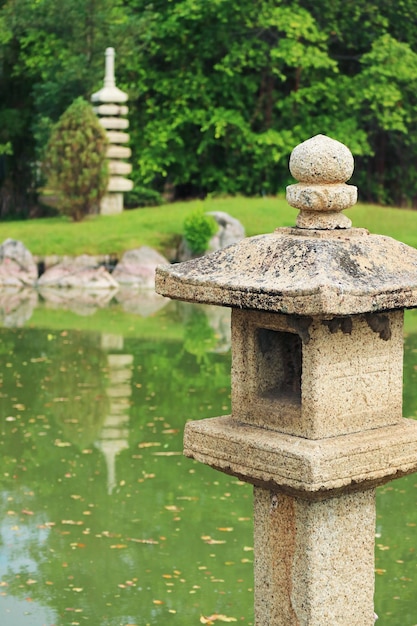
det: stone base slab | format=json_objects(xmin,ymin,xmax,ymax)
[{"xmin": 184, "ymin": 415, "xmax": 417, "ymax": 498}]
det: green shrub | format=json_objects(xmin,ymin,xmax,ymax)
[
  {"xmin": 43, "ymin": 98, "xmax": 109, "ymax": 221},
  {"xmin": 183, "ymin": 209, "xmax": 218, "ymax": 254},
  {"xmin": 124, "ymin": 185, "xmax": 162, "ymax": 208}
]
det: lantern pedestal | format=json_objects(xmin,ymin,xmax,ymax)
[{"xmin": 253, "ymin": 487, "xmax": 375, "ymax": 625}]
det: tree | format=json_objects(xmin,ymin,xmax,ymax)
[
  {"xmin": 123, "ymin": 0, "xmax": 417, "ymax": 205},
  {"xmin": 3, "ymin": 0, "xmax": 417, "ymax": 212},
  {"xmin": 0, "ymin": 0, "xmax": 132, "ymax": 217},
  {"xmin": 43, "ymin": 98, "xmax": 109, "ymax": 221},
  {"xmin": 125, "ymin": 0, "xmax": 336, "ymax": 196}
]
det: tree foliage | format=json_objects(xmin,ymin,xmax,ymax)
[
  {"xmin": 2, "ymin": 0, "xmax": 417, "ymax": 215},
  {"xmin": 43, "ymin": 98, "xmax": 109, "ymax": 221}
]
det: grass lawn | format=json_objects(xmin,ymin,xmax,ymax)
[{"xmin": 0, "ymin": 195, "xmax": 417, "ymax": 257}]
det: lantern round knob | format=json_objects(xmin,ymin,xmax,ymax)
[
  {"xmin": 286, "ymin": 135, "xmax": 357, "ymax": 229},
  {"xmin": 289, "ymin": 134, "xmax": 354, "ymax": 184}
]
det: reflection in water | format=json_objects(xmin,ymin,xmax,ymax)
[
  {"xmin": 0, "ymin": 287, "xmax": 232, "ymax": 353},
  {"xmin": 0, "ymin": 289, "xmax": 38, "ymax": 327},
  {"xmin": 38, "ymin": 287, "xmax": 117, "ymax": 316},
  {"xmin": 44, "ymin": 331, "xmax": 110, "ymax": 449},
  {"xmin": 0, "ymin": 303, "xmax": 415, "ymax": 625},
  {"xmin": 178, "ymin": 303, "xmax": 231, "ymax": 358},
  {"xmin": 96, "ymin": 335, "xmax": 133, "ymax": 494},
  {"xmin": 0, "ymin": 304, "xmax": 248, "ymax": 626},
  {"xmin": 114, "ymin": 288, "xmax": 168, "ymax": 316},
  {"xmin": 3, "ymin": 287, "xmax": 170, "ymax": 324}
]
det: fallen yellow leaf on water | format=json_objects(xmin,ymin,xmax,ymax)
[
  {"xmin": 152, "ymin": 451, "xmax": 182, "ymax": 456},
  {"xmin": 201, "ymin": 535, "xmax": 226, "ymax": 545},
  {"xmin": 200, "ymin": 615, "xmax": 237, "ymax": 624}
]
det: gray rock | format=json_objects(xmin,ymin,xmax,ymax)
[
  {"xmin": 112, "ymin": 246, "xmax": 169, "ymax": 289},
  {"xmin": 38, "ymin": 255, "xmax": 118, "ymax": 289},
  {"xmin": 206, "ymin": 211, "xmax": 245, "ymax": 251},
  {"xmin": 0, "ymin": 239, "xmax": 38, "ymax": 287}
]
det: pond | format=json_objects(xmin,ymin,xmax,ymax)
[{"xmin": 0, "ymin": 292, "xmax": 416, "ymax": 626}]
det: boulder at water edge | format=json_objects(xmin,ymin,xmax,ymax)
[
  {"xmin": 206, "ymin": 211, "xmax": 245, "ymax": 251},
  {"xmin": 0, "ymin": 239, "xmax": 38, "ymax": 287},
  {"xmin": 37, "ymin": 255, "xmax": 119, "ymax": 289},
  {"xmin": 112, "ymin": 246, "xmax": 169, "ymax": 288}
]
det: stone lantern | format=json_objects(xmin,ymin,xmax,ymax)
[
  {"xmin": 155, "ymin": 135, "xmax": 417, "ymax": 624},
  {"xmin": 91, "ymin": 47, "xmax": 133, "ymax": 215}
]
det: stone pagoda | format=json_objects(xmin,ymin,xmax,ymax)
[
  {"xmin": 155, "ymin": 134, "xmax": 417, "ymax": 624},
  {"xmin": 91, "ymin": 47, "xmax": 133, "ymax": 215}
]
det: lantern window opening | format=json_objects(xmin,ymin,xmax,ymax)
[{"xmin": 255, "ymin": 328, "xmax": 302, "ymax": 406}]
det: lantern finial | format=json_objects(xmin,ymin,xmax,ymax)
[{"xmin": 286, "ymin": 134, "xmax": 357, "ymax": 229}]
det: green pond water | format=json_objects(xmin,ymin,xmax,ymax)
[{"xmin": 0, "ymin": 294, "xmax": 416, "ymax": 626}]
